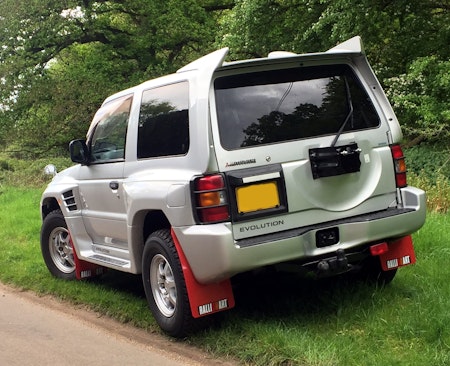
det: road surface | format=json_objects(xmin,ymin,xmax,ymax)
[{"xmin": 0, "ymin": 282, "xmax": 236, "ymax": 366}]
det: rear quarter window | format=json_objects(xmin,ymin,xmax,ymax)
[
  {"xmin": 137, "ymin": 81, "xmax": 189, "ymax": 159},
  {"xmin": 214, "ymin": 64, "xmax": 380, "ymax": 150}
]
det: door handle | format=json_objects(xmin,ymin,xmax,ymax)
[{"xmin": 109, "ymin": 181, "xmax": 119, "ymax": 190}]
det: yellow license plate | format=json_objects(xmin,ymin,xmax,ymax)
[{"xmin": 236, "ymin": 181, "xmax": 280, "ymax": 214}]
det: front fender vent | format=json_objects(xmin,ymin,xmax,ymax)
[{"xmin": 62, "ymin": 190, "xmax": 78, "ymax": 211}]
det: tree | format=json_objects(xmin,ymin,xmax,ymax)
[
  {"xmin": 385, "ymin": 56, "xmax": 450, "ymax": 144},
  {"xmin": 0, "ymin": 0, "xmax": 233, "ymax": 155},
  {"xmin": 8, "ymin": 43, "xmax": 139, "ymax": 156},
  {"xmin": 0, "ymin": 0, "xmax": 448, "ymax": 153},
  {"xmin": 216, "ymin": 0, "xmax": 450, "ymax": 143},
  {"xmin": 217, "ymin": 0, "xmax": 449, "ymax": 72}
]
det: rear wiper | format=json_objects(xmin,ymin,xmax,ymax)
[{"xmin": 330, "ymin": 77, "xmax": 353, "ymax": 147}]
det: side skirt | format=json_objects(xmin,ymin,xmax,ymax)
[{"xmin": 70, "ymin": 236, "xmax": 107, "ymax": 280}]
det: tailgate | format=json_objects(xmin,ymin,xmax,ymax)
[{"xmin": 210, "ymin": 60, "xmax": 398, "ymax": 240}]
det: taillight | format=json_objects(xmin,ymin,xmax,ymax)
[
  {"xmin": 194, "ymin": 175, "xmax": 230, "ymax": 223},
  {"xmin": 390, "ymin": 144, "xmax": 407, "ymax": 188}
]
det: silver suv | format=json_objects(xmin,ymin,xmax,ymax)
[{"xmin": 40, "ymin": 37, "xmax": 426, "ymax": 337}]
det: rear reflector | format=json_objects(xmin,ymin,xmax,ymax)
[
  {"xmin": 395, "ymin": 172, "xmax": 407, "ymax": 188},
  {"xmin": 370, "ymin": 242, "xmax": 389, "ymax": 256},
  {"xmin": 198, "ymin": 206, "xmax": 229, "ymax": 223}
]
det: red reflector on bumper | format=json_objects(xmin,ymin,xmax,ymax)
[{"xmin": 370, "ymin": 242, "xmax": 389, "ymax": 256}]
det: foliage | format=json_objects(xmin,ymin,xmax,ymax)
[
  {"xmin": 0, "ymin": 0, "xmax": 231, "ymax": 155},
  {"xmin": 216, "ymin": 0, "xmax": 450, "ymax": 145},
  {"xmin": 385, "ymin": 57, "xmax": 450, "ymax": 143},
  {"xmin": 5, "ymin": 43, "xmax": 138, "ymax": 156},
  {"xmin": 405, "ymin": 145, "xmax": 450, "ymax": 213},
  {"xmin": 409, "ymin": 172, "xmax": 450, "ymax": 213},
  {"xmin": 217, "ymin": 1, "xmax": 449, "ymax": 64},
  {"xmin": 0, "ymin": 153, "xmax": 72, "ymax": 187},
  {"xmin": 405, "ymin": 144, "xmax": 450, "ymax": 179},
  {"xmin": 0, "ymin": 0, "xmax": 448, "ymax": 153}
]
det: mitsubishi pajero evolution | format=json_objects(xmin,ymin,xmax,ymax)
[{"xmin": 40, "ymin": 37, "xmax": 426, "ymax": 337}]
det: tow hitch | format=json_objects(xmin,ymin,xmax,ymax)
[{"xmin": 316, "ymin": 249, "xmax": 351, "ymax": 277}]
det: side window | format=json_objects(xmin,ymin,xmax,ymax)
[
  {"xmin": 137, "ymin": 81, "xmax": 189, "ymax": 159},
  {"xmin": 89, "ymin": 95, "xmax": 132, "ymax": 163}
]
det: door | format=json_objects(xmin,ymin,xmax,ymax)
[{"xmin": 77, "ymin": 95, "xmax": 132, "ymax": 248}]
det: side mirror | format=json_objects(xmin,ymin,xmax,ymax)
[
  {"xmin": 69, "ymin": 139, "xmax": 90, "ymax": 165},
  {"xmin": 44, "ymin": 164, "xmax": 57, "ymax": 177}
]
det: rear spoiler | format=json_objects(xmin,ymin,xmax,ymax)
[{"xmin": 177, "ymin": 36, "xmax": 365, "ymax": 73}]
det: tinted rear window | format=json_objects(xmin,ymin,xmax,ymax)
[
  {"xmin": 137, "ymin": 81, "xmax": 189, "ymax": 159},
  {"xmin": 214, "ymin": 64, "xmax": 380, "ymax": 150}
]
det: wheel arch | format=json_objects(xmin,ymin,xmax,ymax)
[
  {"xmin": 130, "ymin": 209, "xmax": 171, "ymax": 273},
  {"xmin": 143, "ymin": 210, "xmax": 171, "ymax": 241},
  {"xmin": 41, "ymin": 196, "xmax": 61, "ymax": 220},
  {"xmin": 134, "ymin": 212, "xmax": 235, "ymax": 325}
]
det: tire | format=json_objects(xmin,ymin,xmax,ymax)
[
  {"xmin": 142, "ymin": 229, "xmax": 201, "ymax": 337},
  {"xmin": 40, "ymin": 209, "xmax": 76, "ymax": 280},
  {"xmin": 358, "ymin": 255, "xmax": 397, "ymax": 286}
]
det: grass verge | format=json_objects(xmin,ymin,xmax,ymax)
[{"xmin": 0, "ymin": 185, "xmax": 449, "ymax": 365}]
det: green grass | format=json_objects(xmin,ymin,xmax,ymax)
[
  {"xmin": 0, "ymin": 186, "xmax": 157, "ymax": 329},
  {"xmin": 0, "ymin": 184, "xmax": 449, "ymax": 365}
]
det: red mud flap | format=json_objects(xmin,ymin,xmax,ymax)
[
  {"xmin": 70, "ymin": 237, "xmax": 107, "ymax": 280},
  {"xmin": 377, "ymin": 235, "xmax": 416, "ymax": 271},
  {"xmin": 171, "ymin": 229, "xmax": 235, "ymax": 318}
]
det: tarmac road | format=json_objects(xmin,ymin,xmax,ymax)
[{"xmin": 0, "ymin": 282, "xmax": 236, "ymax": 366}]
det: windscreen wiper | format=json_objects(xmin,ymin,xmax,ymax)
[{"xmin": 330, "ymin": 77, "xmax": 353, "ymax": 147}]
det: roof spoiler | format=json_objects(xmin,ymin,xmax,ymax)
[
  {"xmin": 177, "ymin": 48, "xmax": 229, "ymax": 73},
  {"xmin": 177, "ymin": 36, "xmax": 364, "ymax": 73},
  {"xmin": 268, "ymin": 36, "xmax": 365, "ymax": 58},
  {"xmin": 326, "ymin": 36, "xmax": 365, "ymax": 55}
]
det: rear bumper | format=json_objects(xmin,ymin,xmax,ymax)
[{"xmin": 175, "ymin": 186, "xmax": 426, "ymax": 284}]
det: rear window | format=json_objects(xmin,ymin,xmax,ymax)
[{"xmin": 214, "ymin": 64, "xmax": 380, "ymax": 150}]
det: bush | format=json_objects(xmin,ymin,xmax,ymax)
[
  {"xmin": 404, "ymin": 144, "xmax": 450, "ymax": 213},
  {"xmin": 409, "ymin": 172, "xmax": 450, "ymax": 213},
  {"xmin": 404, "ymin": 144, "xmax": 450, "ymax": 181},
  {"xmin": 0, "ymin": 154, "xmax": 72, "ymax": 188},
  {"xmin": 385, "ymin": 56, "xmax": 450, "ymax": 143}
]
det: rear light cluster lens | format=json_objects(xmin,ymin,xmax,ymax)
[
  {"xmin": 194, "ymin": 174, "xmax": 230, "ymax": 223},
  {"xmin": 390, "ymin": 144, "xmax": 407, "ymax": 188}
]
